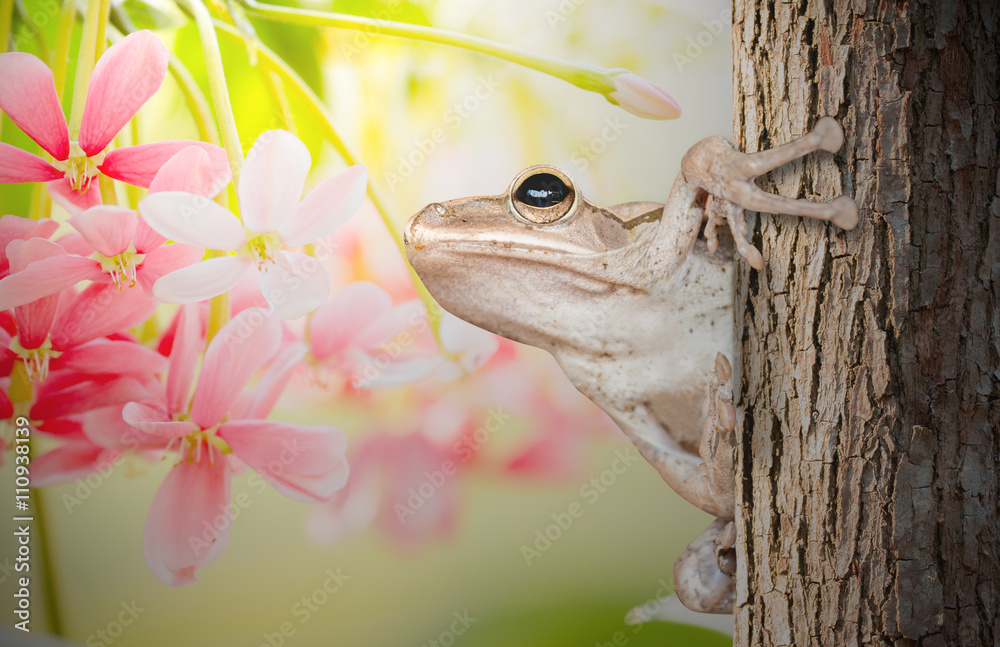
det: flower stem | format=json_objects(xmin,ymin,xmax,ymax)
[
  {"xmin": 168, "ymin": 51, "xmax": 220, "ymax": 144},
  {"xmin": 0, "ymin": 0, "xmax": 13, "ymax": 56},
  {"xmin": 214, "ymin": 21, "xmax": 441, "ymax": 332},
  {"xmin": 32, "ymin": 486, "xmax": 64, "ymax": 635},
  {"xmin": 67, "ymin": 0, "xmax": 110, "ymax": 137},
  {"xmin": 238, "ymin": 0, "xmax": 620, "ymax": 98},
  {"xmin": 94, "ymin": 0, "xmax": 111, "ymax": 57},
  {"xmin": 51, "ymin": 0, "xmax": 77, "ymax": 101},
  {"xmin": 0, "ymin": 0, "xmax": 13, "ymax": 139},
  {"xmin": 176, "ymin": 0, "xmax": 244, "ymax": 189},
  {"xmin": 206, "ymin": 280, "xmax": 229, "ymax": 345}
]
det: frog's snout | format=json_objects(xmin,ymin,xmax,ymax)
[{"xmin": 405, "ymin": 203, "xmax": 450, "ymax": 258}]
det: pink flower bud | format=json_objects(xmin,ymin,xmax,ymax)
[{"xmin": 608, "ymin": 72, "xmax": 682, "ymax": 120}]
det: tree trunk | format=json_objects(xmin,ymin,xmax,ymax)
[{"xmin": 732, "ymin": 0, "xmax": 999, "ymax": 645}]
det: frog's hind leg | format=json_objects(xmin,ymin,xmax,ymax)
[{"xmin": 672, "ymin": 518, "xmax": 736, "ymax": 614}]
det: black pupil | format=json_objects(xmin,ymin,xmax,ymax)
[{"xmin": 516, "ymin": 173, "xmax": 570, "ymax": 208}]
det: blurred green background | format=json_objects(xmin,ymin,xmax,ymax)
[{"xmin": 0, "ymin": 0, "xmax": 734, "ymax": 644}]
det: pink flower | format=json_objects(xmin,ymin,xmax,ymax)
[
  {"xmin": 1, "ymin": 247, "xmax": 159, "ymax": 386},
  {"xmin": 32, "ymin": 404, "xmax": 168, "ymax": 487},
  {"xmin": 125, "ymin": 306, "xmax": 348, "ymax": 586},
  {"xmin": 308, "ymin": 282, "xmax": 440, "ymax": 389},
  {"xmin": 0, "ymin": 147, "xmax": 226, "ymax": 309},
  {"xmin": 306, "ymin": 432, "xmax": 457, "ymax": 549},
  {"xmin": 608, "ymin": 72, "xmax": 682, "ymax": 120},
  {"xmin": 139, "ymin": 130, "xmax": 367, "ymax": 319},
  {"xmin": 0, "ymin": 31, "xmax": 227, "ymax": 210}
]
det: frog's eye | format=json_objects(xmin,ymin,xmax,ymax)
[{"xmin": 510, "ymin": 166, "xmax": 579, "ymax": 224}]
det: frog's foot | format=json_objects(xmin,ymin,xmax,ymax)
[
  {"xmin": 673, "ymin": 518, "xmax": 735, "ymax": 614},
  {"xmin": 699, "ymin": 353, "xmax": 737, "ymax": 515},
  {"xmin": 688, "ymin": 116, "xmax": 858, "ymax": 269},
  {"xmin": 713, "ymin": 520, "xmax": 737, "ymax": 576}
]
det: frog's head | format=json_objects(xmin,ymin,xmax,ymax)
[{"xmin": 404, "ymin": 165, "xmax": 713, "ymax": 355}]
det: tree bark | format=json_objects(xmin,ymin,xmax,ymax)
[{"xmin": 732, "ymin": 1, "xmax": 999, "ymax": 645}]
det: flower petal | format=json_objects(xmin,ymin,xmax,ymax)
[
  {"xmin": 31, "ymin": 373, "xmax": 159, "ymax": 419},
  {"xmin": 58, "ymin": 339, "xmax": 168, "ymax": 375},
  {"xmin": 0, "ymin": 251, "xmax": 102, "ymax": 311},
  {"xmin": 166, "ymin": 304, "xmax": 201, "ymax": 417},
  {"xmin": 439, "ymin": 312, "xmax": 499, "ymax": 372},
  {"xmin": 47, "ymin": 178, "xmax": 101, "ymax": 215},
  {"xmin": 309, "ymin": 281, "xmax": 392, "ymax": 360},
  {"xmin": 218, "ymin": 421, "xmax": 348, "ymax": 503},
  {"xmin": 0, "ymin": 143, "xmax": 64, "ymax": 183},
  {"xmin": 152, "ymin": 256, "xmax": 250, "ymax": 305},
  {"xmin": 235, "ymin": 342, "xmax": 307, "ymax": 420},
  {"xmin": 138, "ymin": 191, "xmax": 246, "ymax": 250},
  {"xmin": 0, "ymin": 215, "xmax": 59, "ymax": 276},
  {"xmin": 189, "ymin": 306, "xmax": 281, "ymax": 428},
  {"xmin": 68, "ymin": 206, "xmax": 138, "ymax": 257},
  {"xmin": 136, "ymin": 243, "xmax": 204, "ymax": 295},
  {"xmin": 142, "ymin": 444, "xmax": 231, "ymax": 587},
  {"xmin": 0, "ymin": 388, "xmax": 11, "ymax": 420},
  {"xmin": 51, "ymin": 282, "xmax": 157, "ymax": 349},
  {"xmin": 122, "ymin": 401, "xmax": 197, "ymax": 439},
  {"xmin": 378, "ymin": 434, "xmax": 457, "ymax": 546},
  {"xmin": 6, "ymin": 238, "xmax": 64, "ymax": 347},
  {"xmin": 239, "ymin": 130, "xmax": 310, "ymax": 234},
  {"xmin": 32, "ymin": 443, "xmax": 114, "ymax": 487},
  {"xmin": 278, "ymin": 165, "xmax": 367, "ymax": 246},
  {"xmin": 83, "ymin": 404, "xmax": 169, "ymax": 450},
  {"xmin": 79, "ymin": 31, "xmax": 168, "ymax": 155},
  {"xmin": 258, "ymin": 251, "xmax": 330, "ymax": 320},
  {"xmin": 608, "ymin": 72, "xmax": 682, "ymax": 120},
  {"xmin": 350, "ymin": 354, "xmax": 443, "ymax": 390},
  {"xmin": 0, "ymin": 52, "xmax": 70, "ymax": 159},
  {"xmin": 103, "ymin": 141, "xmax": 230, "ymax": 191}
]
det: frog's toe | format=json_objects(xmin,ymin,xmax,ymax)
[{"xmin": 700, "ymin": 354, "xmax": 738, "ymax": 515}]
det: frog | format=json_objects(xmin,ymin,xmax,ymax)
[{"xmin": 403, "ymin": 117, "xmax": 857, "ymax": 619}]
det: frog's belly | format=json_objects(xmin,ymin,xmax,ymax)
[{"xmin": 649, "ymin": 388, "xmax": 707, "ymax": 452}]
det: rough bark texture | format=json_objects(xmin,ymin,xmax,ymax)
[{"xmin": 732, "ymin": 1, "xmax": 999, "ymax": 645}]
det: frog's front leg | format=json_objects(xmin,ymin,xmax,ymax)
[
  {"xmin": 686, "ymin": 116, "xmax": 858, "ymax": 269},
  {"xmin": 610, "ymin": 353, "xmax": 738, "ymax": 520}
]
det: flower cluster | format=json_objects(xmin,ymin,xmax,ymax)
[
  {"xmin": 0, "ymin": 31, "xmax": 376, "ymax": 587},
  {"xmin": 1, "ymin": 27, "xmax": 621, "ymax": 587}
]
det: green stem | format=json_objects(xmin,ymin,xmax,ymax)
[
  {"xmin": 51, "ymin": 0, "xmax": 77, "ymax": 101},
  {"xmin": 106, "ymin": 23, "xmax": 219, "ymax": 146},
  {"xmin": 176, "ymin": 0, "xmax": 244, "ymax": 188},
  {"xmin": 32, "ymin": 487, "xmax": 64, "ymax": 636},
  {"xmin": 214, "ymin": 21, "xmax": 441, "ymax": 332},
  {"xmin": 167, "ymin": 52, "xmax": 219, "ymax": 144},
  {"xmin": 239, "ymin": 0, "xmax": 619, "ymax": 97},
  {"xmin": 94, "ymin": 0, "xmax": 110, "ymax": 58},
  {"xmin": 67, "ymin": 0, "xmax": 108, "ymax": 137},
  {"xmin": 0, "ymin": 0, "xmax": 13, "ymax": 55},
  {"xmin": 0, "ymin": 0, "xmax": 12, "ymax": 138}
]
